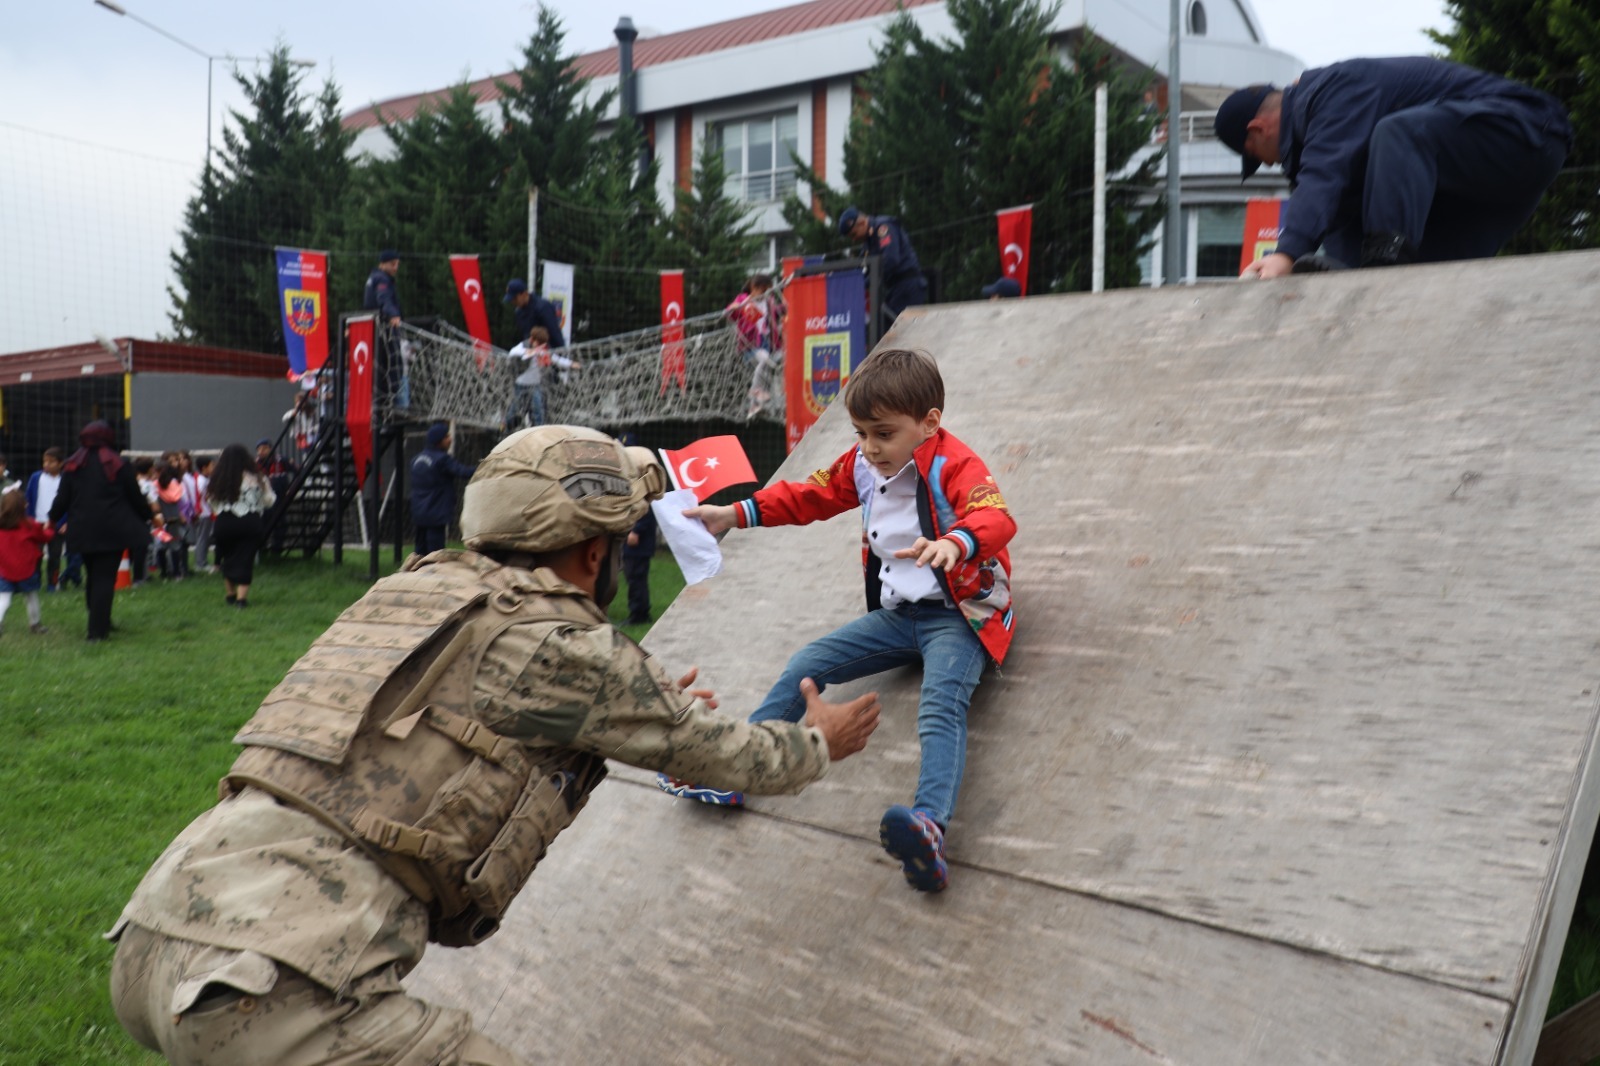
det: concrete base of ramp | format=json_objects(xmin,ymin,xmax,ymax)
[{"xmin": 410, "ymin": 251, "xmax": 1600, "ymax": 1065}]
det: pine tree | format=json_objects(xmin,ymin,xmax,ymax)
[
  {"xmin": 168, "ymin": 50, "xmax": 353, "ymax": 351},
  {"xmin": 1432, "ymin": 0, "xmax": 1599, "ymax": 252},
  {"xmin": 342, "ymin": 83, "xmax": 516, "ymax": 331},
  {"xmin": 662, "ymin": 141, "xmax": 766, "ymax": 317},
  {"xmin": 783, "ymin": 0, "xmax": 1161, "ymax": 297}
]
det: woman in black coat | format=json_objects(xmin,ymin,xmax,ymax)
[{"xmin": 49, "ymin": 421, "xmax": 152, "ymax": 642}]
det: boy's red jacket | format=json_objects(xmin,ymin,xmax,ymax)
[
  {"xmin": 734, "ymin": 427, "xmax": 1016, "ymax": 664},
  {"xmin": 0, "ymin": 518, "xmax": 53, "ymax": 583}
]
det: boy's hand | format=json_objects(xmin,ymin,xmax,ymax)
[
  {"xmin": 895, "ymin": 536, "xmax": 962, "ymax": 571},
  {"xmin": 683, "ymin": 504, "xmax": 737, "ymax": 535},
  {"xmin": 800, "ymin": 678, "xmax": 880, "ymax": 760},
  {"xmin": 676, "ymin": 666, "xmax": 718, "ymax": 711}
]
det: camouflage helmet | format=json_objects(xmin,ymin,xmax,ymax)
[{"xmin": 460, "ymin": 425, "xmax": 666, "ymax": 554}]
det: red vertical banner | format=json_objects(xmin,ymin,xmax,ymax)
[
  {"xmin": 995, "ymin": 205, "xmax": 1033, "ymax": 296},
  {"xmin": 780, "ymin": 255, "xmax": 804, "ymax": 286},
  {"xmin": 784, "ymin": 274, "xmax": 824, "ymax": 451},
  {"xmin": 346, "ymin": 315, "xmax": 375, "ymax": 487},
  {"xmin": 659, "ymin": 269, "xmax": 686, "ymax": 395},
  {"xmin": 1239, "ymin": 199, "xmax": 1284, "ymax": 274},
  {"xmin": 448, "ymin": 254, "xmax": 492, "ymax": 347}
]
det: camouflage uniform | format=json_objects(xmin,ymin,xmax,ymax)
[{"xmin": 108, "ymin": 429, "xmax": 831, "ymax": 1066}]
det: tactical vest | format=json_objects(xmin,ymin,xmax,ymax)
[{"xmin": 221, "ymin": 553, "xmax": 608, "ymax": 947}]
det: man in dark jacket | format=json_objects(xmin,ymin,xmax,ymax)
[
  {"xmin": 364, "ymin": 250, "xmax": 406, "ymax": 410},
  {"xmin": 503, "ymin": 278, "xmax": 567, "ymax": 349},
  {"xmin": 839, "ymin": 206, "xmax": 928, "ymax": 324},
  {"xmin": 1216, "ymin": 57, "xmax": 1571, "ymax": 278},
  {"xmin": 410, "ymin": 422, "xmax": 477, "ymax": 556},
  {"xmin": 48, "ymin": 421, "xmax": 151, "ymax": 642}
]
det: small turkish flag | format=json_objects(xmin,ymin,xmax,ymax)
[{"xmin": 660, "ymin": 435, "xmax": 758, "ymax": 502}]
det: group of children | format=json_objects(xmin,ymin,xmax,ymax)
[
  {"xmin": 658, "ymin": 347, "xmax": 1017, "ymax": 895},
  {"xmin": 0, "ymin": 446, "xmax": 221, "ymax": 638}
]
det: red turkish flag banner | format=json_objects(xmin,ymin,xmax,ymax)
[
  {"xmin": 346, "ymin": 315, "xmax": 376, "ymax": 488},
  {"xmin": 659, "ymin": 269, "xmax": 686, "ymax": 395},
  {"xmin": 996, "ymin": 204, "xmax": 1034, "ymax": 296},
  {"xmin": 449, "ymin": 254, "xmax": 493, "ymax": 349},
  {"xmin": 660, "ymin": 435, "xmax": 758, "ymax": 503}
]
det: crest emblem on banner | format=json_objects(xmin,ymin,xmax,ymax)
[
  {"xmin": 801, "ymin": 333, "xmax": 851, "ymax": 415},
  {"xmin": 284, "ymin": 290, "xmax": 322, "ymax": 336}
]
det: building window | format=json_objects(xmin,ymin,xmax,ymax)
[
  {"xmin": 713, "ymin": 111, "xmax": 800, "ymax": 203},
  {"xmin": 1195, "ymin": 204, "xmax": 1245, "ymax": 278},
  {"xmin": 1188, "ymin": 0, "xmax": 1207, "ymax": 35}
]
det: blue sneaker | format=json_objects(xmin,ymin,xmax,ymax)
[
  {"xmin": 879, "ymin": 805, "xmax": 948, "ymax": 892},
  {"xmin": 656, "ymin": 773, "xmax": 744, "ymax": 807}
]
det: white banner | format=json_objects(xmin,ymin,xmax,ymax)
[{"xmin": 541, "ymin": 260, "xmax": 575, "ymax": 341}]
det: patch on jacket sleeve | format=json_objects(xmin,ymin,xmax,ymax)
[{"xmin": 965, "ymin": 479, "xmax": 1009, "ymax": 512}]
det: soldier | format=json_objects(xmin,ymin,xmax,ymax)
[
  {"xmin": 364, "ymin": 249, "xmax": 406, "ymax": 410},
  {"xmin": 1215, "ymin": 57, "xmax": 1571, "ymax": 276},
  {"xmin": 839, "ymin": 205, "xmax": 928, "ymax": 328},
  {"xmin": 107, "ymin": 426, "xmax": 882, "ymax": 1065}
]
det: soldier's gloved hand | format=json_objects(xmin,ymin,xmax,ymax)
[{"xmin": 800, "ymin": 677, "xmax": 880, "ymax": 760}]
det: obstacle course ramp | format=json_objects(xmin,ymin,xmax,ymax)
[{"xmin": 411, "ymin": 251, "xmax": 1600, "ymax": 1065}]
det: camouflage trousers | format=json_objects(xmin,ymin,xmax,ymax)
[{"xmin": 110, "ymin": 922, "xmax": 521, "ymax": 1065}]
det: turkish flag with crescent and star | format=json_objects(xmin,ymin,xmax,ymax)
[
  {"xmin": 995, "ymin": 204, "xmax": 1033, "ymax": 296},
  {"xmin": 449, "ymin": 254, "xmax": 493, "ymax": 349},
  {"xmin": 659, "ymin": 269, "xmax": 686, "ymax": 395},
  {"xmin": 660, "ymin": 435, "xmax": 758, "ymax": 503},
  {"xmin": 346, "ymin": 314, "xmax": 376, "ymax": 487}
]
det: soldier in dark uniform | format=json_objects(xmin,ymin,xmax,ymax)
[
  {"xmin": 503, "ymin": 278, "xmax": 566, "ymax": 349},
  {"xmin": 839, "ymin": 205, "xmax": 928, "ymax": 326},
  {"xmin": 363, "ymin": 250, "xmax": 406, "ymax": 409},
  {"xmin": 1215, "ymin": 57, "xmax": 1571, "ymax": 278}
]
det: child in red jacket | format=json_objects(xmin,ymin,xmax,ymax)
[
  {"xmin": 661, "ymin": 348, "xmax": 1016, "ymax": 893},
  {"xmin": 0, "ymin": 489, "xmax": 54, "ymax": 636}
]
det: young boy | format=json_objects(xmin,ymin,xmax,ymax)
[
  {"xmin": 25, "ymin": 448, "xmax": 65, "ymax": 589},
  {"xmin": 660, "ymin": 348, "xmax": 1016, "ymax": 892}
]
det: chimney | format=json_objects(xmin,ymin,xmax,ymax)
[{"xmin": 615, "ymin": 17, "xmax": 638, "ymax": 120}]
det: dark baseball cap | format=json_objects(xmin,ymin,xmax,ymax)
[
  {"xmin": 503, "ymin": 278, "xmax": 528, "ymax": 303},
  {"xmin": 378, "ymin": 249, "xmax": 400, "ymax": 263},
  {"xmin": 1213, "ymin": 84, "xmax": 1276, "ymax": 180},
  {"xmin": 982, "ymin": 277, "xmax": 1022, "ymax": 299},
  {"xmin": 837, "ymin": 206, "xmax": 861, "ymax": 236}
]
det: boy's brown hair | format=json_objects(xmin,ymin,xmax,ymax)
[
  {"xmin": 844, "ymin": 348, "xmax": 944, "ymax": 422},
  {"xmin": 43, "ymin": 447, "xmax": 63, "ymax": 462},
  {"xmin": 0, "ymin": 490, "xmax": 24, "ymax": 529},
  {"xmin": 527, "ymin": 326, "xmax": 550, "ymax": 346}
]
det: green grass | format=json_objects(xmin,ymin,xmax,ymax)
[{"xmin": 0, "ymin": 549, "xmax": 683, "ymax": 1066}]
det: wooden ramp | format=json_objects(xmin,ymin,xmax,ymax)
[{"xmin": 410, "ymin": 251, "xmax": 1600, "ymax": 1065}]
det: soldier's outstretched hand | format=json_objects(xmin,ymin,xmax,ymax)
[
  {"xmin": 800, "ymin": 677, "xmax": 880, "ymax": 760},
  {"xmin": 676, "ymin": 666, "xmax": 718, "ymax": 710}
]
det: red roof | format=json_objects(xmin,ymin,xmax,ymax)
[
  {"xmin": 344, "ymin": 0, "xmax": 940, "ymax": 130},
  {"xmin": 0, "ymin": 338, "xmax": 287, "ymax": 388}
]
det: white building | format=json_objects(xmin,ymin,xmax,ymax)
[{"xmin": 344, "ymin": 0, "xmax": 1305, "ymax": 285}]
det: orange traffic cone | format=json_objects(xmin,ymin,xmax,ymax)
[{"xmin": 115, "ymin": 551, "xmax": 133, "ymax": 591}]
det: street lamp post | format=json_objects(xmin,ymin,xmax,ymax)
[{"xmin": 92, "ymin": 0, "xmax": 314, "ymax": 170}]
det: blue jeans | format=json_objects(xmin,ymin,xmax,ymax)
[{"xmin": 750, "ymin": 602, "xmax": 987, "ymax": 827}]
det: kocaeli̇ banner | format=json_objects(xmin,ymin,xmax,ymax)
[
  {"xmin": 274, "ymin": 247, "xmax": 329, "ymax": 378},
  {"xmin": 346, "ymin": 314, "xmax": 375, "ymax": 488},
  {"xmin": 783, "ymin": 268, "xmax": 866, "ymax": 452},
  {"xmin": 1239, "ymin": 199, "xmax": 1284, "ymax": 274}
]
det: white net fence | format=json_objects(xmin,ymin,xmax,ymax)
[{"xmin": 387, "ymin": 309, "xmax": 787, "ymax": 431}]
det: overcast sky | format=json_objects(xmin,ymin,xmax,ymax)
[{"xmin": 0, "ymin": 0, "xmax": 1449, "ymax": 352}]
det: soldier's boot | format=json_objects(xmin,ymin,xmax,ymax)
[{"xmin": 1360, "ymin": 232, "xmax": 1418, "ymax": 268}]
